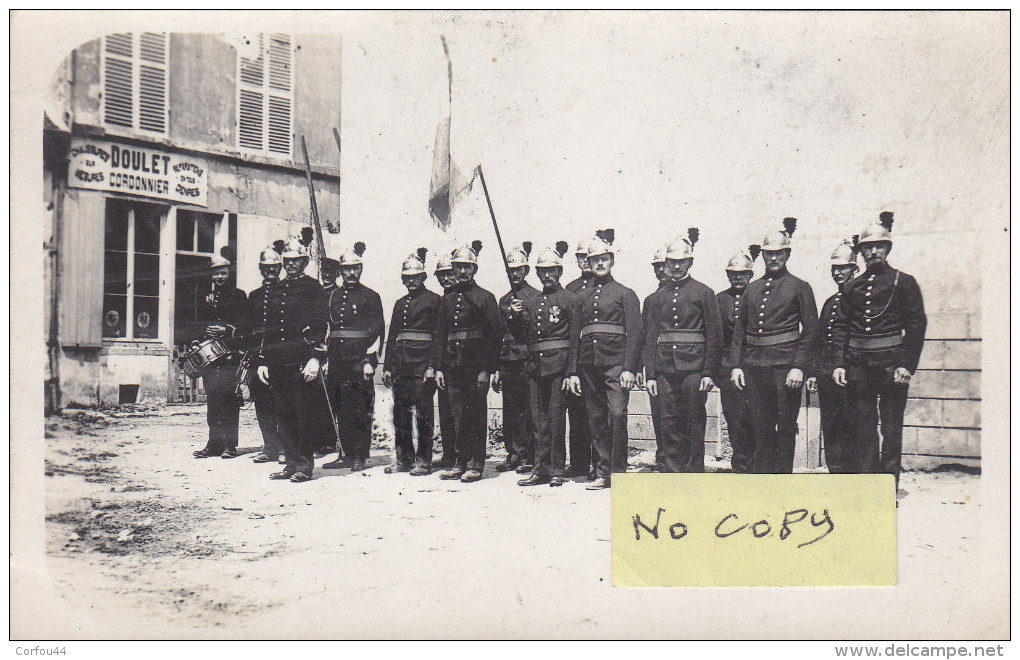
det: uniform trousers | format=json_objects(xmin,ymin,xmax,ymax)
[
  {"xmin": 718, "ymin": 378, "xmax": 754, "ymax": 473},
  {"xmin": 203, "ymin": 363, "xmax": 241, "ymax": 453},
  {"xmin": 566, "ymin": 391, "xmax": 593, "ymax": 472},
  {"xmin": 818, "ymin": 378, "xmax": 854, "ymax": 474},
  {"xmin": 446, "ymin": 367, "xmax": 489, "ymax": 471},
  {"xmin": 437, "ymin": 387, "xmax": 456, "ymax": 466},
  {"xmin": 500, "ymin": 360, "xmax": 534, "ymax": 464},
  {"xmin": 528, "ymin": 373, "xmax": 567, "ymax": 477},
  {"xmin": 656, "ymin": 370, "xmax": 708, "ymax": 473},
  {"xmin": 648, "ymin": 387, "xmax": 664, "ymax": 469},
  {"xmin": 308, "ymin": 376, "xmax": 338, "ymax": 452},
  {"xmin": 250, "ymin": 376, "xmax": 282, "ymax": 460},
  {"xmin": 847, "ymin": 365, "xmax": 909, "ymax": 482},
  {"xmin": 393, "ymin": 374, "xmax": 436, "ymax": 468},
  {"xmin": 743, "ymin": 365, "xmax": 802, "ymax": 474},
  {"xmin": 328, "ymin": 361, "xmax": 375, "ymax": 461},
  {"xmin": 581, "ymin": 365, "xmax": 630, "ymax": 479},
  {"xmin": 269, "ymin": 364, "xmax": 319, "ymax": 475}
]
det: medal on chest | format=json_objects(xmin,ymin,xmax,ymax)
[{"xmin": 549, "ymin": 305, "xmax": 562, "ymax": 324}]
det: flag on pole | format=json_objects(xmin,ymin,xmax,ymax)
[{"xmin": 429, "ymin": 35, "xmax": 476, "ymax": 231}]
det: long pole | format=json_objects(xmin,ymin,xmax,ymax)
[{"xmin": 476, "ymin": 165, "xmax": 517, "ymax": 296}]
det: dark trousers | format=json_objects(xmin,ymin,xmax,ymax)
[
  {"xmin": 529, "ymin": 372, "xmax": 567, "ymax": 477},
  {"xmin": 328, "ymin": 362, "xmax": 375, "ymax": 461},
  {"xmin": 744, "ymin": 365, "xmax": 802, "ymax": 474},
  {"xmin": 566, "ymin": 389, "xmax": 593, "ymax": 471},
  {"xmin": 203, "ymin": 363, "xmax": 241, "ymax": 453},
  {"xmin": 656, "ymin": 370, "xmax": 708, "ymax": 473},
  {"xmin": 270, "ymin": 364, "xmax": 318, "ymax": 475},
  {"xmin": 581, "ymin": 365, "xmax": 630, "ymax": 479},
  {"xmin": 393, "ymin": 374, "xmax": 436, "ymax": 468},
  {"xmin": 648, "ymin": 386, "xmax": 664, "ymax": 469},
  {"xmin": 501, "ymin": 360, "xmax": 534, "ymax": 464},
  {"xmin": 719, "ymin": 378, "xmax": 754, "ymax": 473},
  {"xmin": 437, "ymin": 387, "xmax": 456, "ymax": 465},
  {"xmin": 250, "ymin": 376, "xmax": 282, "ymax": 459},
  {"xmin": 446, "ymin": 367, "xmax": 488, "ymax": 471},
  {"xmin": 308, "ymin": 376, "xmax": 338, "ymax": 452},
  {"xmin": 847, "ymin": 365, "xmax": 909, "ymax": 482},
  {"xmin": 819, "ymin": 379, "xmax": 854, "ymax": 473}
]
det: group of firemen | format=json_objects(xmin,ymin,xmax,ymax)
[{"xmin": 186, "ymin": 211, "xmax": 926, "ymax": 489}]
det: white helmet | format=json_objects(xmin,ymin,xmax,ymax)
[
  {"xmin": 664, "ymin": 228, "xmax": 699, "ymax": 260},
  {"xmin": 586, "ymin": 229, "xmax": 615, "ymax": 258},
  {"xmin": 858, "ymin": 211, "xmax": 895, "ymax": 246},
  {"xmin": 282, "ymin": 236, "xmax": 310, "ymax": 259},
  {"xmin": 451, "ymin": 240, "xmax": 482, "ymax": 265},
  {"xmin": 536, "ymin": 241, "xmax": 570, "ymax": 268},
  {"xmin": 402, "ymin": 248, "xmax": 428, "ymax": 275},
  {"xmin": 762, "ymin": 217, "xmax": 797, "ymax": 251},
  {"xmin": 506, "ymin": 242, "xmax": 532, "ymax": 268},
  {"xmin": 339, "ymin": 241, "xmax": 367, "ymax": 266}
]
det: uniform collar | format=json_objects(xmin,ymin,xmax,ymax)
[
  {"xmin": 727, "ymin": 285, "xmax": 747, "ymax": 296},
  {"xmin": 865, "ymin": 260, "xmax": 892, "ymax": 275},
  {"xmin": 763, "ymin": 267, "xmax": 789, "ymax": 280},
  {"xmin": 594, "ymin": 273, "xmax": 615, "ymax": 285},
  {"xmin": 669, "ymin": 274, "xmax": 690, "ymax": 288},
  {"xmin": 542, "ymin": 282, "xmax": 563, "ymax": 294}
]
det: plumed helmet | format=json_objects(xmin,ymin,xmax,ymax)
[
  {"xmin": 506, "ymin": 243, "xmax": 530, "ymax": 268},
  {"xmin": 209, "ymin": 254, "xmax": 231, "ymax": 269},
  {"xmin": 725, "ymin": 244, "xmax": 761, "ymax": 272},
  {"xmin": 434, "ymin": 249, "xmax": 454, "ymax": 273},
  {"xmin": 320, "ymin": 257, "xmax": 341, "ymax": 274},
  {"xmin": 451, "ymin": 240, "xmax": 482, "ymax": 265},
  {"xmin": 665, "ymin": 228, "xmax": 700, "ymax": 260},
  {"xmin": 282, "ymin": 236, "xmax": 310, "ymax": 259},
  {"xmin": 858, "ymin": 211, "xmax": 895, "ymax": 246},
  {"xmin": 536, "ymin": 241, "xmax": 570, "ymax": 268},
  {"xmin": 260, "ymin": 247, "xmax": 283, "ymax": 266},
  {"xmin": 830, "ymin": 237, "xmax": 859, "ymax": 267},
  {"xmin": 762, "ymin": 217, "xmax": 798, "ymax": 251},
  {"xmin": 402, "ymin": 247, "xmax": 428, "ymax": 275},
  {"xmin": 339, "ymin": 241, "xmax": 367, "ymax": 266}
]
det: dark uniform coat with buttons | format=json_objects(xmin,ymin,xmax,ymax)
[
  {"xmin": 508, "ymin": 284, "xmax": 581, "ymax": 378},
  {"xmin": 641, "ymin": 280, "xmax": 671, "ymax": 468},
  {"xmin": 327, "ymin": 282, "xmax": 386, "ymax": 368},
  {"xmin": 817, "ymin": 288, "xmax": 854, "ymax": 473},
  {"xmin": 563, "ymin": 273, "xmax": 596, "ymax": 473},
  {"xmin": 565, "ymin": 273, "xmax": 595, "ymax": 297},
  {"xmin": 499, "ymin": 282, "xmax": 541, "ymax": 465},
  {"xmin": 243, "ymin": 279, "xmax": 282, "ymax": 460},
  {"xmin": 385, "ymin": 288, "xmax": 443, "ymax": 379},
  {"xmin": 716, "ymin": 285, "xmax": 755, "ymax": 473}
]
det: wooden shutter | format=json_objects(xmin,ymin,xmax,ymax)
[
  {"xmin": 102, "ymin": 32, "xmax": 168, "ymax": 134},
  {"xmin": 138, "ymin": 32, "xmax": 168, "ymax": 133},
  {"xmin": 237, "ymin": 33, "xmax": 293, "ymax": 157},
  {"xmin": 266, "ymin": 33, "xmax": 293, "ymax": 156},
  {"xmin": 103, "ymin": 33, "xmax": 133, "ymax": 128},
  {"xmin": 60, "ymin": 192, "xmax": 106, "ymax": 347}
]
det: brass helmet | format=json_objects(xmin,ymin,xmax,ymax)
[
  {"xmin": 282, "ymin": 236, "xmax": 310, "ymax": 259},
  {"xmin": 209, "ymin": 254, "xmax": 231, "ymax": 269},
  {"xmin": 536, "ymin": 241, "xmax": 570, "ymax": 268},
  {"xmin": 762, "ymin": 217, "xmax": 798, "ymax": 251},
  {"xmin": 830, "ymin": 236, "xmax": 859, "ymax": 267},
  {"xmin": 434, "ymin": 250, "xmax": 454, "ymax": 274},
  {"xmin": 574, "ymin": 237, "xmax": 592, "ymax": 258},
  {"xmin": 339, "ymin": 241, "xmax": 367, "ymax": 266},
  {"xmin": 650, "ymin": 244, "xmax": 667, "ymax": 265},
  {"xmin": 260, "ymin": 246, "xmax": 283, "ymax": 266},
  {"xmin": 725, "ymin": 244, "xmax": 761, "ymax": 272},
  {"xmin": 402, "ymin": 248, "xmax": 428, "ymax": 275},
  {"xmin": 665, "ymin": 228, "xmax": 699, "ymax": 260},
  {"xmin": 858, "ymin": 211, "xmax": 895, "ymax": 246},
  {"xmin": 506, "ymin": 242, "xmax": 532, "ymax": 268},
  {"xmin": 586, "ymin": 228, "xmax": 615, "ymax": 258},
  {"xmin": 451, "ymin": 240, "xmax": 483, "ymax": 265}
]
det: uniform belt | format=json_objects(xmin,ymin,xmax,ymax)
[
  {"xmin": 849, "ymin": 334, "xmax": 903, "ymax": 349},
  {"xmin": 657, "ymin": 330, "xmax": 705, "ymax": 344},
  {"xmin": 396, "ymin": 330, "xmax": 433, "ymax": 342},
  {"xmin": 330, "ymin": 329, "xmax": 372, "ymax": 339},
  {"xmin": 580, "ymin": 322, "xmax": 625, "ymax": 337},
  {"xmin": 530, "ymin": 338, "xmax": 570, "ymax": 352},
  {"xmin": 745, "ymin": 328, "xmax": 800, "ymax": 346},
  {"xmin": 448, "ymin": 329, "xmax": 483, "ymax": 340}
]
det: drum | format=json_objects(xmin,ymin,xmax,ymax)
[{"xmin": 180, "ymin": 338, "xmax": 229, "ymax": 378}]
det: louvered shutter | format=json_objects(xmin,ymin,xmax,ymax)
[
  {"xmin": 102, "ymin": 32, "xmax": 168, "ymax": 134},
  {"xmin": 103, "ymin": 33, "xmax": 134, "ymax": 128},
  {"xmin": 266, "ymin": 34, "xmax": 292, "ymax": 156},
  {"xmin": 138, "ymin": 33, "xmax": 168, "ymax": 133},
  {"xmin": 237, "ymin": 33, "xmax": 293, "ymax": 158}
]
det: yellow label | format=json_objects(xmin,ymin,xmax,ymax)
[{"xmin": 611, "ymin": 474, "xmax": 896, "ymax": 587}]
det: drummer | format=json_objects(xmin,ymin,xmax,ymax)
[{"xmin": 190, "ymin": 254, "xmax": 248, "ymax": 459}]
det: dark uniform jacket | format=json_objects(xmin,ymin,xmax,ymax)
[
  {"xmin": 817, "ymin": 290, "xmax": 846, "ymax": 378},
  {"xmin": 256, "ymin": 274, "xmax": 328, "ymax": 368},
  {"xmin": 641, "ymin": 281, "xmax": 669, "ymax": 371},
  {"xmin": 384, "ymin": 288, "xmax": 442, "ymax": 378},
  {"xmin": 566, "ymin": 273, "xmax": 595, "ymax": 297},
  {"xmin": 430, "ymin": 280, "xmax": 504, "ymax": 374},
  {"xmin": 187, "ymin": 285, "xmax": 248, "ymax": 356},
  {"xmin": 641, "ymin": 276, "xmax": 722, "ymax": 379},
  {"xmin": 507, "ymin": 283, "xmax": 580, "ymax": 378},
  {"xmin": 716, "ymin": 286, "xmax": 747, "ymax": 379},
  {"xmin": 327, "ymin": 282, "xmax": 385, "ymax": 367},
  {"xmin": 242, "ymin": 279, "xmax": 276, "ymax": 353},
  {"xmin": 729, "ymin": 268, "xmax": 819, "ymax": 371},
  {"xmin": 499, "ymin": 282, "xmax": 540, "ymax": 363},
  {"xmin": 831, "ymin": 261, "xmax": 927, "ymax": 373},
  {"xmin": 576, "ymin": 274, "xmax": 643, "ymax": 373}
]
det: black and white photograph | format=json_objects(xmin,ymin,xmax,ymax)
[{"xmin": 10, "ymin": 9, "xmax": 1010, "ymax": 645}]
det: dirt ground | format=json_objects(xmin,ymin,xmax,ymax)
[{"xmin": 27, "ymin": 403, "xmax": 996, "ymax": 639}]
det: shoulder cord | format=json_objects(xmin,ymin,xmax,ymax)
[{"xmin": 863, "ymin": 271, "xmax": 900, "ymax": 321}]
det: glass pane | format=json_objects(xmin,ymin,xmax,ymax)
[
  {"xmin": 104, "ymin": 250, "xmax": 128, "ymax": 295},
  {"xmin": 134, "ymin": 204, "xmax": 163, "ymax": 254},
  {"xmin": 196, "ymin": 214, "xmax": 216, "ymax": 254},
  {"xmin": 134, "ymin": 253, "xmax": 160, "ymax": 296},
  {"xmin": 133, "ymin": 296, "xmax": 159, "ymax": 339},
  {"xmin": 102, "ymin": 294, "xmax": 127, "ymax": 338},
  {"xmin": 176, "ymin": 210, "xmax": 196, "ymax": 251},
  {"xmin": 104, "ymin": 199, "xmax": 129, "ymax": 252}
]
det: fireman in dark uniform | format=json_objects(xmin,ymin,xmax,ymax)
[
  {"xmin": 247, "ymin": 246, "xmax": 284, "ymax": 465},
  {"xmin": 832, "ymin": 212, "xmax": 926, "ymax": 485},
  {"xmin": 383, "ymin": 248, "xmax": 442, "ymax": 475},
  {"xmin": 311, "ymin": 257, "xmax": 342, "ymax": 457},
  {"xmin": 638, "ymin": 244, "xmax": 670, "ymax": 471},
  {"xmin": 431, "ymin": 241, "xmax": 504, "ymax": 483},
  {"xmin": 321, "ymin": 242, "xmax": 386, "ymax": 473},
  {"xmin": 806, "ymin": 237, "xmax": 860, "ymax": 473},
  {"xmin": 190, "ymin": 254, "xmax": 248, "ymax": 459},
  {"xmin": 564, "ymin": 238, "xmax": 595, "ymax": 479},
  {"xmin": 254, "ymin": 237, "xmax": 328, "ymax": 482},
  {"xmin": 575, "ymin": 230, "xmax": 644, "ymax": 490},
  {"xmin": 433, "ymin": 251, "xmax": 458, "ymax": 468},
  {"xmin": 508, "ymin": 242, "xmax": 580, "ymax": 487},
  {"xmin": 716, "ymin": 245, "xmax": 760, "ymax": 473},
  {"xmin": 495, "ymin": 243, "xmax": 540, "ymax": 474},
  {"xmin": 730, "ymin": 218, "xmax": 819, "ymax": 474},
  {"xmin": 642, "ymin": 230, "xmax": 723, "ymax": 473}
]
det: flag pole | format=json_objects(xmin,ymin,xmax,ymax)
[
  {"xmin": 299, "ymin": 135, "xmax": 329, "ymax": 265},
  {"xmin": 476, "ymin": 165, "xmax": 517, "ymax": 296}
]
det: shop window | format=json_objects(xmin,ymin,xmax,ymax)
[
  {"xmin": 102, "ymin": 198, "xmax": 165, "ymax": 339},
  {"xmin": 102, "ymin": 32, "xmax": 169, "ymax": 135},
  {"xmin": 236, "ymin": 33, "xmax": 293, "ymax": 157}
]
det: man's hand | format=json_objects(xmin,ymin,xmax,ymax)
[
  {"xmin": 833, "ymin": 367, "xmax": 847, "ymax": 387},
  {"xmin": 699, "ymin": 376, "xmax": 715, "ymax": 393},
  {"xmin": 490, "ymin": 370, "xmax": 502, "ymax": 392},
  {"xmin": 893, "ymin": 367, "xmax": 912, "ymax": 385},
  {"xmin": 205, "ymin": 324, "xmax": 226, "ymax": 339},
  {"xmin": 423, "ymin": 367, "xmax": 435, "ymax": 384},
  {"xmin": 363, "ymin": 363, "xmax": 375, "ymax": 382},
  {"xmin": 635, "ymin": 370, "xmax": 646, "ymax": 389},
  {"xmin": 302, "ymin": 358, "xmax": 321, "ymax": 383},
  {"xmin": 257, "ymin": 365, "xmax": 270, "ymax": 386},
  {"xmin": 478, "ymin": 371, "xmax": 491, "ymax": 392},
  {"xmin": 383, "ymin": 370, "xmax": 393, "ymax": 389},
  {"xmin": 509, "ymin": 298, "xmax": 524, "ymax": 314},
  {"xmin": 620, "ymin": 370, "xmax": 636, "ymax": 391},
  {"xmin": 731, "ymin": 368, "xmax": 745, "ymax": 391},
  {"xmin": 435, "ymin": 370, "xmax": 446, "ymax": 390},
  {"xmin": 566, "ymin": 375, "xmax": 582, "ymax": 396},
  {"xmin": 785, "ymin": 368, "xmax": 804, "ymax": 389},
  {"xmin": 320, "ymin": 360, "xmax": 329, "ymax": 377},
  {"xmin": 806, "ymin": 376, "xmax": 818, "ymax": 393},
  {"xmin": 646, "ymin": 379, "xmax": 658, "ymax": 397}
]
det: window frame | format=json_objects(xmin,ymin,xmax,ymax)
[
  {"xmin": 100, "ymin": 32, "xmax": 170, "ymax": 136},
  {"xmin": 235, "ymin": 32, "xmax": 295, "ymax": 159},
  {"xmin": 103, "ymin": 200, "xmax": 166, "ymax": 342}
]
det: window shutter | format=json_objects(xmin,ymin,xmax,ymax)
[
  {"xmin": 267, "ymin": 34, "xmax": 293, "ymax": 156},
  {"xmin": 103, "ymin": 33, "xmax": 134, "ymax": 128},
  {"xmin": 102, "ymin": 32, "xmax": 168, "ymax": 134},
  {"xmin": 237, "ymin": 33, "xmax": 293, "ymax": 157},
  {"xmin": 138, "ymin": 32, "xmax": 168, "ymax": 133}
]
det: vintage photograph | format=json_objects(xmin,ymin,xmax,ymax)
[{"xmin": 11, "ymin": 10, "xmax": 1009, "ymax": 641}]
